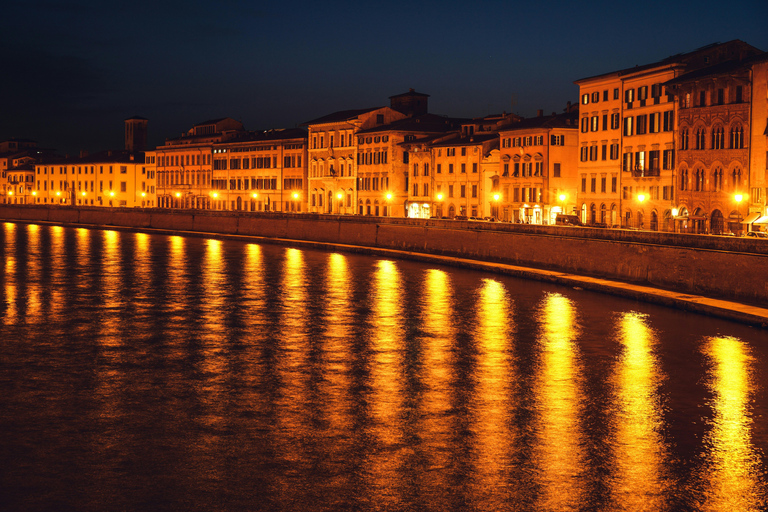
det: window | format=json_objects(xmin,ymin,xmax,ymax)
[
  {"xmin": 649, "ymin": 112, "xmax": 660, "ymax": 133},
  {"xmin": 695, "ymin": 128, "xmax": 706, "ymax": 150},
  {"xmin": 610, "ymin": 143, "xmax": 620, "ymax": 160},
  {"xmin": 625, "ymin": 89, "xmax": 634, "ymax": 104},
  {"xmin": 603, "ymin": 90, "xmax": 609, "ymax": 102},
  {"xmin": 591, "ymin": 91, "xmax": 599, "ymax": 103},
  {"xmin": 120, "ymin": 181, "xmax": 127, "ymax": 192},
  {"xmin": 680, "ymin": 129, "xmax": 689, "ymax": 150},
  {"xmin": 580, "ymin": 146, "xmax": 588, "ymax": 162},
  {"xmin": 663, "ymin": 111, "xmax": 674, "ymax": 132},
  {"xmin": 590, "ymin": 177, "xmax": 596, "ymax": 193},
  {"xmin": 553, "ymin": 163, "xmax": 561, "ymax": 177},
  {"xmin": 581, "ymin": 117, "xmax": 589, "ymax": 133},
  {"xmin": 589, "ymin": 145, "xmax": 598, "ymax": 161},
  {"xmin": 624, "ymin": 116, "xmax": 634, "ymax": 136},
  {"xmin": 448, "ymin": 164, "xmax": 454, "ymax": 174},
  {"xmin": 712, "ymin": 126, "xmax": 724, "ymax": 149},
  {"xmin": 611, "ymin": 176, "xmax": 617, "ymax": 193},
  {"xmin": 601, "ymin": 177, "xmax": 606, "ymax": 193},
  {"xmin": 582, "ymin": 93, "xmax": 589, "ymax": 105},
  {"xmin": 623, "ymin": 152, "xmax": 633, "ymax": 172},
  {"xmin": 735, "ymin": 85, "xmax": 743, "ymax": 103},
  {"xmin": 551, "ymin": 134, "xmax": 565, "ymax": 146},
  {"xmin": 581, "ymin": 176, "xmax": 586, "ymax": 192},
  {"xmin": 614, "ymin": 88, "xmax": 619, "ymax": 100},
  {"xmin": 663, "ymin": 150, "xmax": 675, "ymax": 170},
  {"xmin": 730, "ymin": 125, "xmax": 744, "ymax": 149},
  {"xmin": 636, "ymin": 114, "xmax": 647, "ymax": 135},
  {"xmin": 471, "ymin": 184, "xmax": 477, "ymax": 198},
  {"xmin": 591, "ymin": 116, "xmax": 599, "ymax": 132},
  {"xmin": 602, "ymin": 114, "xmax": 608, "ymax": 131},
  {"xmin": 611, "ymin": 113, "xmax": 620, "ymax": 130},
  {"xmin": 472, "ymin": 163, "xmax": 477, "ymax": 173},
  {"xmin": 461, "ymin": 163, "xmax": 466, "ymax": 173},
  {"xmin": 601, "ymin": 144, "xmax": 607, "ymax": 161},
  {"xmin": 717, "ymin": 88, "xmax": 724, "ymax": 105},
  {"xmin": 448, "ymin": 185, "xmax": 454, "ymax": 198},
  {"xmin": 699, "ymin": 90, "xmax": 706, "ymax": 107},
  {"xmin": 461, "ymin": 147, "xmax": 466, "ymax": 156},
  {"xmin": 437, "ymin": 164, "xmax": 442, "ymax": 174}
]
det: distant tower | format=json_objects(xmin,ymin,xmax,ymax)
[
  {"xmin": 124, "ymin": 116, "xmax": 148, "ymax": 151},
  {"xmin": 389, "ymin": 89, "xmax": 429, "ymax": 117}
]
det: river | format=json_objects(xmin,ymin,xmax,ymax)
[{"xmin": 1, "ymin": 222, "xmax": 767, "ymax": 511}]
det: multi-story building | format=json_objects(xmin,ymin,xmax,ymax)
[
  {"xmin": 496, "ymin": 111, "xmax": 579, "ymax": 224},
  {"xmin": 357, "ymin": 114, "xmax": 458, "ymax": 218},
  {"xmin": 1, "ymin": 139, "xmax": 44, "ymax": 204},
  {"xmin": 665, "ymin": 49, "xmax": 768, "ymax": 234},
  {"xmin": 34, "ymin": 149, "xmax": 155, "ymax": 207},
  {"xmin": 211, "ymin": 128, "xmax": 307, "ymax": 212},
  {"xmin": 304, "ymin": 89, "xmax": 428, "ymax": 215},
  {"xmin": 574, "ymin": 40, "xmax": 763, "ymax": 230},
  {"xmin": 156, "ymin": 118, "xmax": 244, "ymax": 209}
]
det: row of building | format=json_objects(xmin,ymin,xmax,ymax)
[{"xmin": 3, "ymin": 40, "xmax": 767, "ymax": 234}]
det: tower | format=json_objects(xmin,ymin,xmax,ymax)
[{"xmin": 124, "ymin": 116, "xmax": 148, "ymax": 151}]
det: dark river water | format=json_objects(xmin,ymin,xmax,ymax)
[{"xmin": 1, "ymin": 221, "xmax": 767, "ymax": 511}]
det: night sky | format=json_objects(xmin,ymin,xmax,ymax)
[{"xmin": 2, "ymin": 0, "xmax": 767, "ymax": 155}]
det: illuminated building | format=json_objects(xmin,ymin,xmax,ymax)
[
  {"xmin": 574, "ymin": 40, "xmax": 763, "ymax": 230},
  {"xmin": 1, "ymin": 139, "xmax": 43, "ymax": 204},
  {"xmin": 405, "ymin": 113, "xmax": 519, "ymax": 219},
  {"xmin": 34, "ymin": 149, "xmax": 155, "ymax": 207},
  {"xmin": 358, "ymin": 113, "xmax": 458, "ymax": 218},
  {"xmin": 156, "ymin": 118, "xmax": 244, "ymax": 209},
  {"xmin": 304, "ymin": 90, "xmax": 427, "ymax": 216},
  {"xmin": 496, "ymin": 111, "xmax": 579, "ymax": 224},
  {"xmin": 665, "ymin": 50, "xmax": 768, "ymax": 234},
  {"xmin": 211, "ymin": 128, "xmax": 308, "ymax": 212}
]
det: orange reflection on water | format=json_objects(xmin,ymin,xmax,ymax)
[
  {"xmin": 98, "ymin": 230, "xmax": 122, "ymax": 347},
  {"xmin": 49, "ymin": 226, "xmax": 65, "ymax": 317},
  {"xmin": 365, "ymin": 260, "xmax": 406, "ymax": 507},
  {"xmin": 700, "ymin": 336, "xmax": 765, "ymax": 511},
  {"xmin": 470, "ymin": 278, "xmax": 516, "ymax": 505},
  {"xmin": 533, "ymin": 293, "xmax": 586, "ymax": 510},
  {"xmin": 609, "ymin": 311, "xmax": 669, "ymax": 510},
  {"xmin": 166, "ymin": 236, "xmax": 187, "ymax": 316},
  {"xmin": 24, "ymin": 224, "xmax": 43, "ymax": 321},
  {"xmin": 3, "ymin": 224, "xmax": 18, "ymax": 323},
  {"xmin": 321, "ymin": 253, "xmax": 354, "ymax": 434}
]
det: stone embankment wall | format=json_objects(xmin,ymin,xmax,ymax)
[{"xmin": 3, "ymin": 205, "xmax": 767, "ymax": 304}]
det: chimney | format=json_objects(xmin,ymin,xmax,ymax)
[
  {"xmin": 79, "ymin": 150, "xmax": 89, "ymax": 158},
  {"xmin": 537, "ymin": 109, "xmax": 543, "ymax": 117}
]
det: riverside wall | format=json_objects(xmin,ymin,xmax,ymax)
[{"xmin": 3, "ymin": 205, "xmax": 768, "ymax": 304}]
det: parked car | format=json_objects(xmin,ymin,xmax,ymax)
[
  {"xmin": 454, "ymin": 215, "xmax": 468, "ymax": 221},
  {"xmin": 555, "ymin": 214, "xmax": 583, "ymax": 226},
  {"xmin": 746, "ymin": 231, "xmax": 768, "ymax": 239}
]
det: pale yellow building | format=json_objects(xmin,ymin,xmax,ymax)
[
  {"xmin": 34, "ymin": 150, "xmax": 155, "ymax": 207},
  {"xmin": 497, "ymin": 111, "xmax": 580, "ymax": 224},
  {"xmin": 210, "ymin": 128, "xmax": 307, "ymax": 212},
  {"xmin": 156, "ymin": 118, "xmax": 244, "ymax": 209}
]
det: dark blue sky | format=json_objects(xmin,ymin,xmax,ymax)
[{"xmin": 2, "ymin": 0, "xmax": 767, "ymax": 155}]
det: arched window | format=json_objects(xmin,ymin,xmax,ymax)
[
  {"xmin": 730, "ymin": 124, "xmax": 744, "ymax": 149},
  {"xmin": 680, "ymin": 128, "xmax": 689, "ymax": 150},
  {"xmin": 695, "ymin": 127, "xmax": 706, "ymax": 150},
  {"xmin": 694, "ymin": 168, "xmax": 705, "ymax": 191},
  {"xmin": 680, "ymin": 168, "xmax": 689, "ymax": 191},
  {"xmin": 731, "ymin": 168, "xmax": 742, "ymax": 189},
  {"xmin": 711, "ymin": 126, "xmax": 724, "ymax": 149},
  {"xmin": 712, "ymin": 167, "xmax": 723, "ymax": 191}
]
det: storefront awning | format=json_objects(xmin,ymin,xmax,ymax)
[
  {"xmin": 753, "ymin": 215, "xmax": 768, "ymax": 225},
  {"xmin": 741, "ymin": 212, "xmax": 761, "ymax": 224}
]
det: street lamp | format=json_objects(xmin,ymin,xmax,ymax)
[
  {"xmin": 337, "ymin": 192, "xmax": 343, "ymax": 214},
  {"xmin": 558, "ymin": 193, "xmax": 567, "ymax": 218}
]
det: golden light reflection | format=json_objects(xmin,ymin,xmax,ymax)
[
  {"xmin": 609, "ymin": 311, "xmax": 669, "ymax": 509},
  {"xmin": 24, "ymin": 224, "xmax": 43, "ymax": 321},
  {"xmin": 470, "ymin": 278, "xmax": 516, "ymax": 506},
  {"xmin": 98, "ymin": 230, "xmax": 122, "ymax": 347},
  {"xmin": 3, "ymin": 223, "xmax": 18, "ymax": 323},
  {"xmin": 415, "ymin": 268, "xmax": 455, "ymax": 506},
  {"xmin": 699, "ymin": 336, "xmax": 765, "ymax": 511},
  {"xmin": 533, "ymin": 293, "xmax": 586, "ymax": 510},
  {"xmin": 166, "ymin": 236, "xmax": 187, "ymax": 315},
  {"xmin": 365, "ymin": 259, "xmax": 407, "ymax": 507},
  {"xmin": 49, "ymin": 226, "xmax": 65, "ymax": 317},
  {"xmin": 274, "ymin": 247, "xmax": 311, "ymax": 480}
]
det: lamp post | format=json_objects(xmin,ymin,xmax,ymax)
[
  {"xmin": 492, "ymin": 193, "xmax": 500, "ymax": 219},
  {"xmin": 337, "ymin": 192, "xmax": 343, "ymax": 214},
  {"xmin": 735, "ymin": 193, "xmax": 744, "ymax": 234},
  {"xmin": 435, "ymin": 193, "xmax": 444, "ymax": 218}
]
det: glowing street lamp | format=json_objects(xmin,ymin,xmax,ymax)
[
  {"xmin": 637, "ymin": 193, "xmax": 646, "ymax": 203},
  {"xmin": 385, "ymin": 192, "xmax": 392, "ymax": 201}
]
